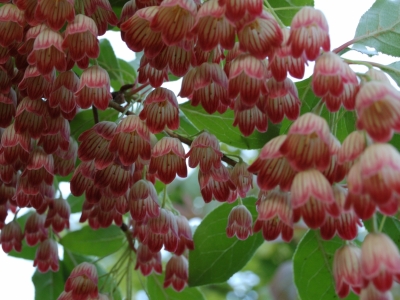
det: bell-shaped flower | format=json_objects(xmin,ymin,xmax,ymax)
[
  {"xmin": 139, "ymin": 87, "xmax": 180, "ymax": 133},
  {"xmin": 0, "ymin": 220, "xmax": 23, "ymax": 253},
  {"xmin": 34, "ymin": 0, "xmax": 75, "ymax": 31},
  {"xmin": 289, "ymin": 6, "xmax": 330, "ymax": 61},
  {"xmin": 33, "ymin": 239, "xmax": 59, "ymax": 273},
  {"xmin": 226, "ymin": 204, "xmax": 253, "ymax": 240},
  {"xmin": 253, "ymin": 189, "xmax": 293, "ymax": 242},
  {"xmin": 135, "ymin": 243, "xmax": 162, "ymax": 276},
  {"xmin": 129, "ymin": 179, "xmax": 160, "ymax": 222},
  {"xmin": 163, "ymin": 255, "xmax": 189, "ymax": 292},
  {"xmin": 355, "ymin": 81, "xmax": 400, "ymax": 142},
  {"xmin": 75, "ymin": 65, "xmax": 112, "ymax": 110}
]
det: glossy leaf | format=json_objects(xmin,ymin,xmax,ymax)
[
  {"xmin": 293, "ymin": 230, "xmax": 358, "ymax": 300},
  {"xmin": 98, "ymin": 39, "xmax": 122, "ymax": 87},
  {"xmin": 268, "ymin": 0, "xmax": 314, "ymax": 26},
  {"xmin": 354, "ymin": 0, "xmax": 400, "ymax": 57},
  {"xmin": 147, "ymin": 274, "xmax": 205, "ymax": 300},
  {"xmin": 60, "ymin": 226, "xmax": 126, "ymax": 257},
  {"xmin": 375, "ymin": 214, "xmax": 400, "ymax": 245},
  {"xmin": 180, "ymin": 103, "xmax": 279, "ymax": 149},
  {"xmin": 188, "ymin": 197, "xmax": 264, "ymax": 286},
  {"xmin": 175, "ymin": 113, "xmax": 200, "ymax": 137},
  {"xmin": 70, "ymin": 109, "xmax": 119, "ymax": 140},
  {"xmin": 67, "ymin": 194, "xmax": 85, "ymax": 214},
  {"xmin": 33, "ymin": 262, "xmax": 65, "ymax": 300}
]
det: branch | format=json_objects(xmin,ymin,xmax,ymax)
[
  {"xmin": 92, "ymin": 106, "xmax": 99, "ymax": 124},
  {"xmin": 108, "ymin": 101, "xmax": 238, "ymax": 167},
  {"xmin": 120, "ymin": 222, "xmax": 136, "ymax": 253}
]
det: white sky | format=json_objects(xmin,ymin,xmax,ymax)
[{"xmin": 1, "ymin": 1, "xmax": 396, "ymax": 299}]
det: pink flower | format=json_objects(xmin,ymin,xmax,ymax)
[
  {"xmin": 129, "ymin": 179, "xmax": 160, "ymax": 222},
  {"xmin": 218, "ymin": 0, "xmax": 262, "ymax": 23},
  {"xmin": 361, "ymin": 233, "xmax": 400, "ymax": 292},
  {"xmin": 62, "ymin": 14, "xmax": 100, "ymax": 68},
  {"xmin": 34, "ymin": 0, "xmax": 75, "ymax": 31},
  {"xmin": 149, "ymin": 137, "xmax": 187, "ymax": 184},
  {"xmin": 24, "ymin": 212, "xmax": 48, "ymax": 246},
  {"xmin": 180, "ymin": 63, "xmax": 231, "ymax": 114},
  {"xmin": 355, "ymin": 81, "xmax": 400, "ymax": 142},
  {"xmin": 134, "ymin": 243, "xmax": 162, "ymax": 276},
  {"xmin": 0, "ymin": 220, "xmax": 23, "ymax": 253},
  {"xmin": 253, "ymin": 189, "xmax": 293, "ymax": 242},
  {"xmin": 229, "ymin": 161, "xmax": 253, "ymax": 198},
  {"xmin": 186, "ymin": 131, "xmax": 223, "ymax": 173},
  {"xmin": 27, "ymin": 29, "xmax": 67, "ymax": 75},
  {"xmin": 191, "ymin": 0, "xmax": 235, "ymax": 51},
  {"xmin": 236, "ymin": 11, "xmax": 283, "ymax": 60},
  {"xmin": 289, "ymin": 7, "xmax": 330, "ymax": 61},
  {"xmin": 269, "ymin": 28, "xmax": 306, "ymax": 81},
  {"xmin": 174, "ymin": 215, "xmax": 194, "ymax": 256},
  {"xmin": 75, "ymin": 65, "xmax": 112, "ymax": 111},
  {"xmin": 77, "ymin": 121, "xmax": 117, "ymax": 170},
  {"xmin": 150, "ymin": 0, "xmax": 197, "ymax": 46},
  {"xmin": 0, "ymin": 4, "xmax": 25, "ymax": 48},
  {"xmin": 139, "ymin": 87, "xmax": 180, "ymax": 133},
  {"xmin": 247, "ymin": 135, "xmax": 296, "ymax": 191},
  {"xmin": 144, "ymin": 209, "xmax": 179, "ymax": 253},
  {"xmin": 33, "ymin": 239, "xmax": 59, "ymax": 273},
  {"xmin": 164, "ymin": 255, "xmax": 189, "ymax": 292},
  {"xmin": 120, "ymin": 7, "xmax": 164, "ymax": 59},
  {"xmin": 64, "ymin": 262, "xmax": 98, "ymax": 300},
  {"xmin": 226, "ymin": 204, "xmax": 253, "ymax": 240},
  {"xmin": 108, "ymin": 115, "xmax": 152, "ymax": 166},
  {"xmin": 280, "ymin": 113, "xmax": 337, "ymax": 172},
  {"xmin": 262, "ymin": 77, "xmax": 300, "ymax": 124},
  {"xmin": 48, "ymin": 71, "xmax": 79, "ymax": 117},
  {"xmin": 291, "ymin": 169, "xmax": 339, "ymax": 229},
  {"xmin": 45, "ymin": 198, "xmax": 70, "ymax": 233},
  {"xmin": 347, "ymin": 143, "xmax": 400, "ymax": 214},
  {"xmin": 233, "ymin": 99, "xmax": 268, "ymax": 136},
  {"xmin": 333, "ymin": 244, "xmax": 362, "ymax": 298}
]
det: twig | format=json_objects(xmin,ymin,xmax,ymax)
[
  {"xmin": 92, "ymin": 106, "xmax": 99, "ymax": 124},
  {"xmin": 120, "ymin": 222, "xmax": 136, "ymax": 253}
]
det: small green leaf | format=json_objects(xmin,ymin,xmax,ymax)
[
  {"xmin": 98, "ymin": 39, "xmax": 122, "ymax": 87},
  {"xmin": 61, "ymin": 226, "xmax": 126, "ymax": 257},
  {"xmin": 268, "ymin": 0, "xmax": 314, "ymax": 26},
  {"xmin": 188, "ymin": 197, "xmax": 264, "ymax": 286},
  {"xmin": 293, "ymin": 230, "xmax": 358, "ymax": 300},
  {"xmin": 354, "ymin": 0, "xmax": 400, "ymax": 57},
  {"xmin": 180, "ymin": 103, "xmax": 279, "ymax": 149},
  {"xmin": 118, "ymin": 59, "xmax": 137, "ymax": 85},
  {"xmin": 33, "ymin": 263, "xmax": 65, "ymax": 300},
  {"xmin": 147, "ymin": 274, "xmax": 205, "ymax": 300},
  {"xmin": 69, "ymin": 109, "xmax": 119, "ymax": 140},
  {"xmin": 67, "ymin": 194, "xmax": 85, "ymax": 214}
]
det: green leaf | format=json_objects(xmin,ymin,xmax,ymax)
[
  {"xmin": 180, "ymin": 103, "xmax": 279, "ymax": 149},
  {"xmin": 354, "ymin": 0, "xmax": 400, "ymax": 57},
  {"xmin": 293, "ymin": 230, "xmax": 358, "ymax": 300},
  {"xmin": 69, "ymin": 109, "xmax": 119, "ymax": 140},
  {"xmin": 188, "ymin": 197, "xmax": 264, "ymax": 286},
  {"xmin": 118, "ymin": 59, "xmax": 137, "ymax": 85},
  {"xmin": 61, "ymin": 226, "xmax": 126, "ymax": 257},
  {"xmin": 268, "ymin": 0, "xmax": 314, "ymax": 26},
  {"xmin": 147, "ymin": 274, "xmax": 205, "ymax": 300},
  {"xmin": 33, "ymin": 263, "xmax": 65, "ymax": 300},
  {"xmin": 98, "ymin": 39, "xmax": 122, "ymax": 89},
  {"xmin": 67, "ymin": 194, "xmax": 84, "ymax": 214},
  {"xmin": 376, "ymin": 214, "xmax": 400, "ymax": 245},
  {"xmin": 8, "ymin": 211, "xmax": 37, "ymax": 260},
  {"xmin": 175, "ymin": 113, "xmax": 199, "ymax": 137},
  {"xmin": 375, "ymin": 61, "xmax": 400, "ymax": 88}
]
